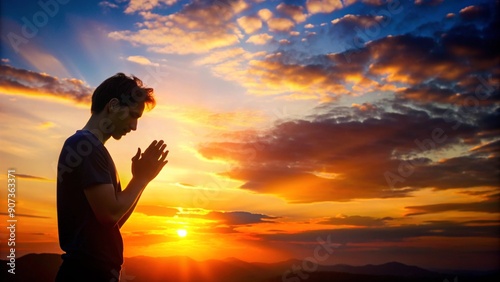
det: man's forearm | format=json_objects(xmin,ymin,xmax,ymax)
[
  {"xmin": 112, "ymin": 177, "xmax": 148, "ymax": 225},
  {"xmin": 118, "ymin": 193, "xmax": 141, "ymax": 228}
]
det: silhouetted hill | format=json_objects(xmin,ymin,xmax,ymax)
[
  {"xmin": 1, "ymin": 253, "xmax": 498, "ymax": 282},
  {"xmin": 0, "ymin": 253, "xmax": 62, "ymax": 282}
]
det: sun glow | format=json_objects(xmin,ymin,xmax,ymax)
[{"xmin": 177, "ymin": 229, "xmax": 188, "ymax": 238}]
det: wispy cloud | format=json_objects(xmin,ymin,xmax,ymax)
[
  {"xmin": 405, "ymin": 193, "xmax": 500, "ymax": 216},
  {"xmin": 206, "ymin": 210, "xmax": 278, "ymax": 226},
  {"xmin": 318, "ymin": 215, "xmax": 394, "ymax": 227},
  {"xmin": 260, "ymin": 220, "xmax": 499, "ymax": 244},
  {"xmin": 126, "ymin": 55, "xmax": 160, "ymax": 66},
  {"xmin": 13, "ymin": 173, "xmax": 53, "ymax": 182},
  {"xmin": 0, "ymin": 212, "xmax": 50, "ymax": 219},
  {"xmin": 135, "ymin": 205, "xmax": 180, "ymax": 217}
]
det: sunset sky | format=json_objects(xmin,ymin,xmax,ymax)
[{"xmin": 0, "ymin": 0, "xmax": 499, "ymax": 272}]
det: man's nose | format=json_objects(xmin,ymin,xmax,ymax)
[{"xmin": 130, "ymin": 119, "xmax": 138, "ymax": 131}]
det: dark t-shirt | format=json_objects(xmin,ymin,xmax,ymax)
[{"xmin": 57, "ymin": 130, "xmax": 123, "ymax": 270}]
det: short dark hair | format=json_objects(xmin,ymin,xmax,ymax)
[{"xmin": 91, "ymin": 73, "xmax": 155, "ymax": 114}]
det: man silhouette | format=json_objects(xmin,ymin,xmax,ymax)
[{"xmin": 55, "ymin": 73, "xmax": 169, "ymax": 281}]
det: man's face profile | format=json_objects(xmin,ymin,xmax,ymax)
[{"xmin": 109, "ymin": 102, "xmax": 145, "ymax": 140}]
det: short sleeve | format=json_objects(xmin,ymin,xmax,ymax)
[{"xmin": 78, "ymin": 143, "xmax": 113, "ymax": 189}]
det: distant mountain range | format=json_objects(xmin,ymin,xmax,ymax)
[{"xmin": 1, "ymin": 253, "xmax": 498, "ymax": 282}]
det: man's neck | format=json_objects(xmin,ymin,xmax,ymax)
[{"xmin": 82, "ymin": 114, "xmax": 111, "ymax": 144}]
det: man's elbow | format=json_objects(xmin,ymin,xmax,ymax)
[{"xmin": 94, "ymin": 212, "xmax": 121, "ymax": 227}]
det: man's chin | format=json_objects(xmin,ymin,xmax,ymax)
[{"xmin": 112, "ymin": 134, "xmax": 123, "ymax": 140}]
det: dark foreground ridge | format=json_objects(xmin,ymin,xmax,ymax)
[{"xmin": 1, "ymin": 253, "xmax": 498, "ymax": 282}]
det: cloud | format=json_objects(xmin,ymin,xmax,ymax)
[
  {"xmin": 244, "ymin": 51, "xmax": 370, "ymax": 99},
  {"xmin": 194, "ymin": 47, "xmax": 247, "ymax": 65},
  {"xmin": 99, "ymin": 1, "xmax": 119, "ymax": 9},
  {"xmin": 0, "ymin": 212, "xmax": 50, "ymax": 219},
  {"xmin": 206, "ymin": 211, "xmax": 278, "ymax": 226},
  {"xmin": 198, "ymin": 102, "xmax": 498, "ymax": 202},
  {"xmin": 0, "ymin": 65, "xmax": 92, "ymax": 105},
  {"xmin": 126, "ymin": 55, "xmax": 160, "ymax": 66},
  {"xmin": 13, "ymin": 173, "xmax": 53, "ymax": 182},
  {"xmin": 242, "ymin": 16, "xmax": 499, "ymax": 99},
  {"xmin": 405, "ymin": 193, "xmax": 500, "ymax": 216},
  {"xmin": 306, "ymin": 0, "xmax": 345, "ymax": 14},
  {"xmin": 459, "ymin": 5, "xmax": 490, "ymax": 21},
  {"xmin": 110, "ymin": 0, "xmax": 248, "ymax": 54},
  {"xmin": 257, "ymin": 8, "xmax": 272, "ymax": 21},
  {"xmin": 38, "ymin": 121, "xmax": 56, "ymax": 130},
  {"xmin": 129, "ymin": 206, "xmax": 279, "ymax": 231},
  {"xmin": 276, "ymin": 3, "xmax": 307, "ymax": 23},
  {"xmin": 318, "ymin": 215, "xmax": 394, "ymax": 227},
  {"xmin": 124, "ymin": 0, "xmax": 179, "ymax": 14},
  {"xmin": 267, "ymin": 17, "xmax": 295, "ymax": 32},
  {"xmin": 135, "ymin": 205, "xmax": 180, "ymax": 217},
  {"xmin": 414, "ymin": 0, "xmax": 443, "ymax": 6},
  {"xmin": 331, "ymin": 14, "xmax": 386, "ymax": 29},
  {"xmin": 237, "ymin": 15, "xmax": 262, "ymax": 34},
  {"xmin": 470, "ymin": 140, "xmax": 500, "ymax": 157},
  {"xmin": 259, "ymin": 221, "xmax": 500, "ymax": 247},
  {"xmin": 107, "ymin": 1, "xmax": 498, "ymax": 102},
  {"xmin": 246, "ymin": 33, "xmax": 273, "ymax": 45},
  {"xmin": 255, "ymin": 220, "xmax": 500, "ymax": 269}
]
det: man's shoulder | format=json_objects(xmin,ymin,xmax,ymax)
[{"xmin": 64, "ymin": 130, "xmax": 102, "ymax": 147}]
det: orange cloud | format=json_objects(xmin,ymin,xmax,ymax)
[
  {"xmin": 0, "ymin": 65, "xmax": 92, "ymax": 105},
  {"xmin": 267, "ymin": 17, "xmax": 295, "ymax": 32},
  {"xmin": 237, "ymin": 15, "xmax": 262, "ymax": 34},
  {"xmin": 110, "ymin": 0, "xmax": 248, "ymax": 54},
  {"xmin": 125, "ymin": 0, "xmax": 179, "ymax": 14},
  {"xmin": 257, "ymin": 8, "xmax": 273, "ymax": 21},
  {"xmin": 306, "ymin": 0, "xmax": 345, "ymax": 14},
  {"xmin": 198, "ymin": 101, "xmax": 499, "ymax": 203},
  {"xmin": 246, "ymin": 33, "xmax": 273, "ymax": 45},
  {"xmin": 459, "ymin": 5, "xmax": 490, "ymax": 21}
]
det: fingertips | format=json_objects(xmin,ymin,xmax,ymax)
[
  {"xmin": 150, "ymin": 140, "xmax": 158, "ymax": 147},
  {"xmin": 132, "ymin": 147, "xmax": 141, "ymax": 160},
  {"xmin": 159, "ymin": 143, "xmax": 167, "ymax": 152},
  {"xmin": 158, "ymin": 149, "xmax": 169, "ymax": 162}
]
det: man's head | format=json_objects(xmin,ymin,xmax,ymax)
[{"xmin": 91, "ymin": 73, "xmax": 155, "ymax": 140}]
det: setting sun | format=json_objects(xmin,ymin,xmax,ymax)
[{"xmin": 177, "ymin": 229, "xmax": 187, "ymax": 238}]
